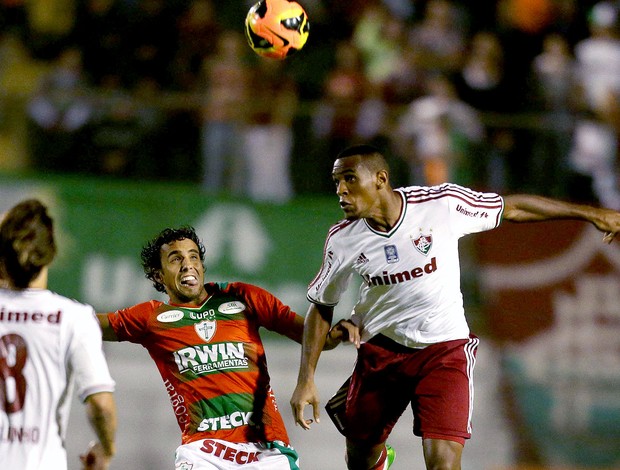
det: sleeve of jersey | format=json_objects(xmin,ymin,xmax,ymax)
[
  {"xmin": 68, "ymin": 305, "xmax": 116, "ymax": 402},
  {"xmin": 106, "ymin": 301, "xmax": 157, "ymax": 343},
  {"xmin": 447, "ymin": 184, "xmax": 504, "ymax": 235},
  {"xmin": 230, "ymin": 282, "xmax": 299, "ymax": 335},
  {"xmin": 306, "ymin": 226, "xmax": 353, "ymax": 307}
]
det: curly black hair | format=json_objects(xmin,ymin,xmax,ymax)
[{"xmin": 141, "ymin": 226, "xmax": 206, "ymax": 293}]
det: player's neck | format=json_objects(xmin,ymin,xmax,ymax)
[
  {"xmin": 367, "ymin": 190, "xmax": 403, "ymax": 232},
  {"xmin": 29, "ymin": 267, "xmax": 48, "ymax": 289}
]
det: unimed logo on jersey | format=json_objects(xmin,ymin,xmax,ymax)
[
  {"xmin": 173, "ymin": 342, "xmax": 249, "ymax": 375},
  {"xmin": 362, "ymin": 257, "xmax": 437, "ymax": 287}
]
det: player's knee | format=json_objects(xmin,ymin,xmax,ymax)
[{"xmin": 345, "ymin": 440, "xmax": 385, "ymax": 470}]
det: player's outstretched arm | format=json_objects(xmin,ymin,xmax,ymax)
[
  {"xmin": 291, "ymin": 302, "xmax": 333, "ymax": 430},
  {"xmin": 80, "ymin": 391, "xmax": 117, "ymax": 469},
  {"xmin": 95, "ymin": 313, "xmax": 119, "ymax": 341},
  {"xmin": 503, "ymin": 194, "xmax": 620, "ymax": 243}
]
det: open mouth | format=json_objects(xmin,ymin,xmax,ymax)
[{"xmin": 181, "ymin": 275, "xmax": 198, "ymax": 287}]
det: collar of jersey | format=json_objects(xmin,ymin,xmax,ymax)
[
  {"xmin": 167, "ymin": 295, "xmax": 212, "ymax": 310},
  {"xmin": 363, "ymin": 189, "xmax": 406, "ymax": 238}
]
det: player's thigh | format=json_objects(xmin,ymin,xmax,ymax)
[
  {"xmin": 344, "ymin": 342, "xmax": 413, "ymax": 444},
  {"xmin": 413, "ymin": 336, "xmax": 478, "ymax": 441}
]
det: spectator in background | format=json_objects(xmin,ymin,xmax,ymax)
[
  {"xmin": 73, "ymin": 0, "xmax": 131, "ymax": 87},
  {"xmin": 395, "ymin": 73, "xmax": 484, "ymax": 186},
  {"xmin": 454, "ymin": 30, "xmax": 519, "ymax": 191},
  {"xmin": 123, "ymin": 0, "xmax": 179, "ymax": 89},
  {"xmin": 312, "ymin": 40, "xmax": 369, "ymax": 166},
  {"xmin": 199, "ymin": 30, "xmax": 251, "ymax": 196},
  {"xmin": 242, "ymin": 59, "xmax": 298, "ymax": 203},
  {"xmin": 569, "ymin": 0, "xmax": 620, "ymax": 208},
  {"xmin": 171, "ymin": 0, "xmax": 219, "ymax": 91},
  {"xmin": 529, "ymin": 32, "xmax": 576, "ymax": 197},
  {"xmin": 26, "ymin": 46, "xmax": 93, "ymax": 173},
  {"xmin": 407, "ymin": 0, "xmax": 468, "ymax": 76}
]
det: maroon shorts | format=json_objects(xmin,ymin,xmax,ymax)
[{"xmin": 343, "ymin": 334, "xmax": 479, "ymax": 446}]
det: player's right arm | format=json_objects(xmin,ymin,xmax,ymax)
[
  {"xmin": 290, "ymin": 302, "xmax": 334, "ymax": 430},
  {"xmin": 81, "ymin": 391, "xmax": 117, "ymax": 469},
  {"xmin": 96, "ymin": 313, "xmax": 118, "ymax": 341}
]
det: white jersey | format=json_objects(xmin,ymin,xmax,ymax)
[
  {"xmin": 0, "ymin": 288, "xmax": 115, "ymax": 470},
  {"xmin": 308, "ymin": 184, "xmax": 504, "ymax": 347}
]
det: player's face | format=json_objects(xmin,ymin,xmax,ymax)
[
  {"xmin": 332, "ymin": 156, "xmax": 381, "ymax": 219},
  {"xmin": 157, "ymin": 238, "xmax": 207, "ymax": 305}
]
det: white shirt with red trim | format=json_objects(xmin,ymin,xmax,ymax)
[
  {"xmin": 308, "ymin": 184, "xmax": 504, "ymax": 347},
  {"xmin": 0, "ymin": 288, "xmax": 115, "ymax": 470}
]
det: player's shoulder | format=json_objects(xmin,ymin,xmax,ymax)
[
  {"xmin": 39, "ymin": 289, "xmax": 95, "ymax": 312},
  {"xmin": 400, "ymin": 184, "xmax": 502, "ymax": 205}
]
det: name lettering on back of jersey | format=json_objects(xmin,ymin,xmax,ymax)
[
  {"xmin": 362, "ymin": 257, "xmax": 437, "ymax": 287},
  {"xmin": 456, "ymin": 204, "xmax": 489, "ymax": 218},
  {"xmin": 384, "ymin": 245, "xmax": 399, "ymax": 264},
  {"xmin": 218, "ymin": 301, "xmax": 246, "ymax": 314},
  {"xmin": 411, "ymin": 234, "xmax": 433, "ymax": 256},
  {"xmin": 0, "ymin": 308, "xmax": 61, "ymax": 324},
  {"xmin": 174, "ymin": 342, "xmax": 249, "ymax": 375}
]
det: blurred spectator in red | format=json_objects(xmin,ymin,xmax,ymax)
[
  {"xmin": 242, "ymin": 60, "xmax": 298, "ymax": 203},
  {"xmin": 312, "ymin": 39, "xmax": 369, "ymax": 155},
  {"xmin": 199, "ymin": 30, "xmax": 251, "ymax": 196}
]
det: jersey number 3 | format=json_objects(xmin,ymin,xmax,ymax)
[{"xmin": 0, "ymin": 334, "xmax": 28, "ymax": 414}]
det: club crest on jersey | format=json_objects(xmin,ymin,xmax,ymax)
[
  {"xmin": 384, "ymin": 245, "xmax": 399, "ymax": 264},
  {"xmin": 176, "ymin": 462, "xmax": 193, "ymax": 470},
  {"xmin": 412, "ymin": 234, "xmax": 433, "ymax": 256},
  {"xmin": 195, "ymin": 319, "xmax": 216, "ymax": 342}
]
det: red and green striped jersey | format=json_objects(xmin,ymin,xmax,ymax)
[{"xmin": 107, "ymin": 282, "xmax": 300, "ymax": 446}]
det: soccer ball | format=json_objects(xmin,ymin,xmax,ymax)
[{"xmin": 244, "ymin": 0, "xmax": 310, "ymax": 60}]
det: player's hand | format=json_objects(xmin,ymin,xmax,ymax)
[
  {"xmin": 290, "ymin": 380, "xmax": 320, "ymax": 430},
  {"xmin": 323, "ymin": 319, "xmax": 360, "ymax": 350},
  {"xmin": 592, "ymin": 208, "xmax": 620, "ymax": 243},
  {"xmin": 80, "ymin": 441, "xmax": 112, "ymax": 470}
]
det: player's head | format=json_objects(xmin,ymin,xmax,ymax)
[
  {"xmin": 0, "ymin": 199, "xmax": 56, "ymax": 289},
  {"xmin": 141, "ymin": 226, "xmax": 206, "ymax": 297},
  {"xmin": 333, "ymin": 145, "xmax": 391, "ymax": 219}
]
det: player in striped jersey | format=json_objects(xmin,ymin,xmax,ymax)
[
  {"xmin": 290, "ymin": 145, "xmax": 620, "ymax": 470},
  {"xmin": 0, "ymin": 199, "xmax": 117, "ymax": 470},
  {"xmin": 97, "ymin": 226, "xmax": 356, "ymax": 470}
]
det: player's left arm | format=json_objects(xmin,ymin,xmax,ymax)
[{"xmin": 503, "ymin": 194, "xmax": 620, "ymax": 243}]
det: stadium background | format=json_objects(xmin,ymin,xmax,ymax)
[{"xmin": 1, "ymin": 0, "xmax": 620, "ymax": 468}]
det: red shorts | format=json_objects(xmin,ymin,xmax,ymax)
[{"xmin": 343, "ymin": 334, "xmax": 479, "ymax": 446}]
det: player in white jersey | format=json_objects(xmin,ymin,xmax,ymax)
[
  {"xmin": 290, "ymin": 145, "xmax": 620, "ymax": 470},
  {"xmin": 0, "ymin": 199, "xmax": 117, "ymax": 470}
]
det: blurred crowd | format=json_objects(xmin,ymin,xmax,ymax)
[{"xmin": 1, "ymin": 0, "xmax": 620, "ymax": 207}]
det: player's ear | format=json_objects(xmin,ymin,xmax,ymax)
[{"xmin": 376, "ymin": 169, "xmax": 389, "ymax": 189}]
